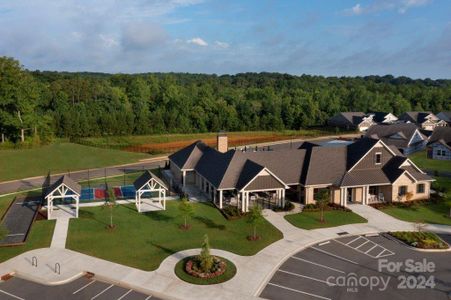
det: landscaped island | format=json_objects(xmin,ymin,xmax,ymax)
[{"xmin": 389, "ymin": 231, "xmax": 449, "ymax": 249}]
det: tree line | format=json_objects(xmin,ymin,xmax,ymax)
[{"xmin": 0, "ymin": 56, "xmax": 450, "ymax": 143}]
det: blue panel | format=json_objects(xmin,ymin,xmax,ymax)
[
  {"xmin": 120, "ymin": 185, "xmax": 136, "ymax": 198},
  {"xmin": 80, "ymin": 188, "xmax": 94, "ymax": 201}
]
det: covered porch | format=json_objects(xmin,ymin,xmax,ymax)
[
  {"xmin": 340, "ymin": 184, "xmax": 392, "ymax": 206},
  {"xmin": 216, "ymin": 188, "xmax": 286, "ymax": 212}
]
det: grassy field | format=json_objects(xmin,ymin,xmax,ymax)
[
  {"xmin": 0, "ymin": 143, "xmax": 149, "ymax": 182},
  {"xmin": 67, "ymin": 201, "xmax": 282, "ymax": 271},
  {"xmin": 0, "ymin": 220, "xmax": 55, "ymax": 263},
  {"xmin": 409, "ymin": 150, "xmax": 451, "ymax": 173},
  {"xmin": 284, "ymin": 211, "xmax": 367, "ymax": 230},
  {"xmin": 380, "ymin": 176, "xmax": 451, "ymax": 225}
]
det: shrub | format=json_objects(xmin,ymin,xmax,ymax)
[{"xmin": 273, "ymin": 201, "xmax": 295, "ymax": 212}]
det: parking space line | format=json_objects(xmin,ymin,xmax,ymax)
[
  {"xmin": 73, "ymin": 279, "xmax": 96, "ymax": 294},
  {"xmin": 0, "ymin": 289, "xmax": 25, "ymax": 300},
  {"xmin": 311, "ymin": 246, "xmax": 359, "ymax": 265},
  {"xmin": 365, "ymin": 244, "xmax": 378, "ymax": 254},
  {"xmin": 91, "ymin": 284, "xmax": 113, "ymax": 299},
  {"xmin": 355, "ymin": 240, "xmax": 371, "ymax": 249},
  {"xmin": 117, "ymin": 289, "xmax": 133, "ymax": 300},
  {"xmin": 278, "ymin": 269, "xmax": 335, "ymax": 286},
  {"xmin": 145, "ymin": 296, "xmax": 152, "ymax": 300},
  {"xmin": 346, "ymin": 236, "xmax": 362, "ymax": 245},
  {"xmin": 376, "ymin": 249, "xmax": 395, "ymax": 258},
  {"xmin": 267, "ymin": 283, "xmax": 331, "ymax": 300},
  {"xmin": 334, "ymin": 237, "xmax": 395, "ymax": 259},
  {"xmin": 291, "ymin": 256, "xmax": 345, "ymax": 274}
]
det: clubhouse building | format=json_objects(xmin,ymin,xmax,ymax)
[{"xmin": 168, "ymin": 133, "xmax": 433, "ymax": 212}]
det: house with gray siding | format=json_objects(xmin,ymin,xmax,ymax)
[
  {"xmin": 365, "ymin": 123, "xmax": 427, "ymax": 155},
  {"xmin": 168, "ymin": 133, "xmax": 433, "ymax": 212},
  {"xmin": 427, "ymin": 127, "xmax": 451, "ymax": 160},
  {"xmin": 399, "ymin": 111, "xmax": 447, "ymax": 131}
]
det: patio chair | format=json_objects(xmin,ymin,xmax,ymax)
[{"xmin": 378, "ymin": 193, "xmax": 384, "ymax": 202}]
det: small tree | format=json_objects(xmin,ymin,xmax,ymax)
[
  {"xmin": 104, "ymin": 188, "xmax": 117, "ymax": 229},
  {"xmin": 198, "ymin": 234, "xmax": 213, "ymax": 272},
  {"xmin": 247, "ymin": 205, "xmax": 264, "ymax": 240},
  {"xmin": 178, "ymin": 197, "xmax": 194, "ymax": 230},
  {"xmin": 316, "ymin": 189, "xmax": 330, "ymax": 223}
]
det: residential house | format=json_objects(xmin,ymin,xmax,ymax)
[
  {"xmin": 427, "ymin": 127, "xmax": 451, "ymax": 160},
  {"xmin": 437, "ymin": 112, "xmax": 451, "ymax": 125},
  {"xmin": 398, "ymin": 111, "xmax": 447, "ymax": 131},
  {"xmin": 365, "ymin": 123, "xmax": 427, "ymax": 155},
  {"xmin": 327, "ymin": 112, "xmax": 376, "ymax": 132},
  {"xmin": 370, "ymin": 112, "xmax": 398, "ymax": 124},
  {"xmin": 168, "ymin": 133, "xmax": 433, "ymax": 212}
]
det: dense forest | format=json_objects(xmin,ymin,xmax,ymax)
[{"xmin": 0, "ymin": 56, "xmax": 450, "ymax": 143}]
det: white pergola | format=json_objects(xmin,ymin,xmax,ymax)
[
  {"xmin": 134, "ymin": 171, "xmax": 168, "ymax": 213},
  {"xmin": 44, "ymin": 175, "xmax": 81, "ymax": 219}
]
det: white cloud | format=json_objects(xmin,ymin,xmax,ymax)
[
  {"xmin": 344, "ymin": 0, "xmax": 431, "ymax": 16},
  {"xmin": 351, "ymin": 4, "xmax": 363, "ymax": 15},
  {"xmin": 214, "ymin": 41, "xmax": 229, "ymax": 48},
  {"xmin": 99, "ymin": 34, "xmax": 118, "ymax": 48},
  {"xmin": 187, "ymin": 37, "xmax": 208, "ymax": 46}
]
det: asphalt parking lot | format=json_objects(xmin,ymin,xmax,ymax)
[
  {"xmin": 0, "ymin": 275, "xmax": 162, "ymax": 300},
  {"xmin": 260, "ymin": 233, "xmax": 451, "ymax": 300}
]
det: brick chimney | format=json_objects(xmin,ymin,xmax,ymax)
[{"xmin": 217, "ymin": 131, "xmax": 228, "ymax": 153}]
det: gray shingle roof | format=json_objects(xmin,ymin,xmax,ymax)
[
  {"xmin": 133, "ymin": 170, "xmax": 168, "ymax": 191},
  {"xmin": 428, "ymin": 127, "xmax": 451, "ymax": 146},
  {"xmin": 370, "ymin": 112, "xmax": 395, "ymax": 123},
  {"xmin": 340, "ymin": 169, "xmax": 391, "ymax": 186},
  {"xmin": 399, "ymin": 111, "xmax": 435, "ymax": 124},
  {"xmin": 365, "ymin": 123, "xmax": 424, "ymax": 149},
  {"xmin": 235, "ymin": 160, "xmax": 265, "ymax": 190},
  {"xmin": 169, "ymin": 134, "xmax": 430, "ymax": 191},
  {"xmin": 168, "ymin": 140, "xmax": 207, "ymax": 169},
  {"xmin": 44, "ymin": 175, "xmax": 81, "ymax": 198},
  {"xmin": 346, "ymin": 137, "xmax": 379, "ymax": 170}
]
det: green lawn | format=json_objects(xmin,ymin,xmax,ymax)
[
  {"xmin": 66, "ymin": 201, "xmax": 282, "ymax": 271},
  {"xmin": 284, "ymin": 210, "xmax": 367, "ymax": 230},
  {"xmin": 0, "ymin": 143, "xmax": 149, "ymax": 182},
  {"xmin": 409, "ymin": 150, "xmax": 451, "ymax": 173},
  {"xmin": 379, "ymin": 177, "xmax": 450, "ymax": 225},
  {"xmin": 0, "ymin": 220, "xmax": 56, "ymax": 263}
]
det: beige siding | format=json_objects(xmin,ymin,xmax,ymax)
[
  {"xmin": 353, "ymin": 187, "xmax": 363, "ymax": 203},
  {"xmin": 304, "ymin": 185, "xmax": 335, "ymax": 204},
  {"xmin": 332, "ymin": 188, "xmax": 341, "ymax": 205},
  {"xmin": 392, "ymin": 173, "xmax": 431, "ymax": 202}
]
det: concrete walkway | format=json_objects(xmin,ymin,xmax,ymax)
[
  {"xmin": 50, "ymin": 218, "xmax": 70, "ymax": 249},
  {"xmin": 1, "ymin": 204, "xmax": 450, "ymax": 300}
]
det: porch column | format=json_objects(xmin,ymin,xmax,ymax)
[
  {"xmin": 219, "ymin": 190, "xmax": 223, "ymax": 209},
  {"xmin": 246, "ymin": 192, "xmax": 249, "ymax": 212},
  {"xmin": 182, "ymin": 171, "xmax": 186, "ymax": 188},
  {"xmin": 163, "ymin": 190, "xmax": 166, "ymax": 209},
  {"xmin": 241, "ymin": 192, "xmax": 245, "ymax": 212},
  {"xmin": 343, "ymin": 188, "xmax": 348, "ymax": 207},
  {"xmin": 281, "ymin": 189, "xmax": 286, "ymax": 207},
  {"xmin": 75, "ymin": 196, "xmax": 79, "ymax": 218}
]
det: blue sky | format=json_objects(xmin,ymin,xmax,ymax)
[{"xmin": 0, "ymin": 0, "xmax": 450, "ymax": 78}]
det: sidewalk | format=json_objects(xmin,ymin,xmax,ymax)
[
  {"xmin": 50, "ymin": 218, "xmax": 70, "ymax": 249},
  {"xmin": 0, "ymin": 204, "xmax": 450, "ymax": 300}
]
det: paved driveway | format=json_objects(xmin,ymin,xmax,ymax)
[
  {"xmin": 260, "ymin": 233, "xmax": 451, "ymax": 300},
  {"xmin": 0, "ymin": 276, "xmax": 162, "ymax": 300}
]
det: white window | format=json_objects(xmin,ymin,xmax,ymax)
[{"xmin": 375, "ymin": 152, "xmax": 382, "ymax": 164}]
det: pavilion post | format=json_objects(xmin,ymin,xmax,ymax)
[{"xmin": 219, "ymin": 190, "xmax": 223, "ymax": 209}]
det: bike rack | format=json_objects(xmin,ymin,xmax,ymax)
[
  {"xmin": 54, "ymin": 263, "xmax": 60, "ymax": 275},
  {"xmin": 31, "ymin": 256, "xmax": 37, "ymax": 267}
]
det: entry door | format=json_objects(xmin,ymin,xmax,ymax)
[{"xmin": 347, "ymin": 188, "xmax": 353, "ymax": 202}]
